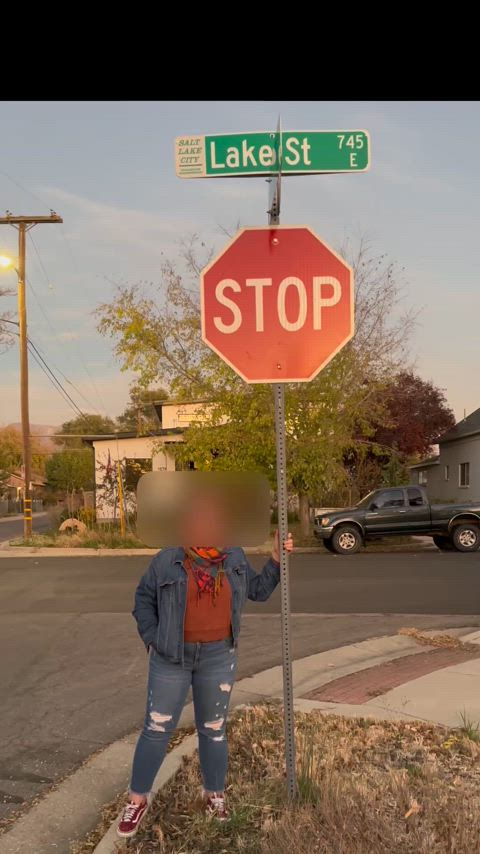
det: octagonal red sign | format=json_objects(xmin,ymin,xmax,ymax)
[{"xmin": 201, "ymin": 226, "xmax": 354, "ymax": 383}]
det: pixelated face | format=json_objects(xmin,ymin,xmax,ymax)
[{"xmin": 136, "ymin": 471, "xmax": 271, "ymax": 547}]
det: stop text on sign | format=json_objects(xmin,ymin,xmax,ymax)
[
  {"xmin": 201, "ymin": 226, "xmax": 353, "ymax": 383},
  {"xmin": 214, "ymin": 276, "xmax": 341, "ymax": 333}
]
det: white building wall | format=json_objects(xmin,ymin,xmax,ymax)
[{"xmin": 92, "ymin": 435, "xmax": 180, "ymax": 519}]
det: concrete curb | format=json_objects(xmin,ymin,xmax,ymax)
[
  {"xmin": 0, "ymin": 630, "xmax": 443, "ymax": 854},
  {"xmin": 92, "ymin": 733, "xmax": 199, "ymax": 854},
  {"xmin": 0, "ymin": 542, "xmax": 437, "ymax": 557}
]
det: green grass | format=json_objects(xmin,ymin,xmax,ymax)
[{"xmin": 459, "ymin": 710, "xmax": 480, "ymax": 742}]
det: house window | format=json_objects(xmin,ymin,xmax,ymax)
[
  {"xmin": 459, "ymin": 462, "xmax": 470, "ymax": 488},
  {"xmin": 418, "ymin": 470, "xmax": 428, "ymax": 485},
  {"xmin": 444, "ymin": 465, "xmax": 449, "ymax": 481},
  {"xmin": 175, "ymin": 459, "xmax": 196, "ymax": 471},
  {"xmin": 124, "ymin": 458, "xmax": 152, "ymax": 491}
]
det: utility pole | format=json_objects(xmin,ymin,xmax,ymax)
[{"xmin": 0, "ymin": 212, "xmax": 63, "ymax": 537}]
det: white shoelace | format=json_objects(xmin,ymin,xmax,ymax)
[{"xmin": 123, "ymin": 801, "xmax": 143, "ymax": 821}]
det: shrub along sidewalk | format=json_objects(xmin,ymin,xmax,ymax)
[{"xmin": 80, "ymin": 703, "xmax": 480, "ymax": 854}]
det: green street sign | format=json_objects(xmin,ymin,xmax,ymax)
[{"xmin": 175, "ymin": 130, "xmax": 370, "ymax": 178}]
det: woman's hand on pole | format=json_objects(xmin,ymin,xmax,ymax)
[{"xmin": 272, "ymin": 529, "xmax": 294, "ymax": 563}]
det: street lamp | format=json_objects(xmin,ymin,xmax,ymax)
[{"xmin": 0, "ymin": 250, "xmax": 32, "ymax": 536}]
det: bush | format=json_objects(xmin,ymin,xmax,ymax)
[{"xmin": 78, "ymin": 507, "xmax": 96, "ymax": 526}]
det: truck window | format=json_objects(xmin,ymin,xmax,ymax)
[
  {"xmin": 374, "ymin": 489, "xmax": 405, "ymax": 509},
  {"xmin": 407, "ymin": 487, "xmax": 424, "ymax": 507}
]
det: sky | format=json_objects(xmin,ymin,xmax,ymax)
[{"xmin": 0, "ymin": 100, "xmax": 479, "ymax": 427}]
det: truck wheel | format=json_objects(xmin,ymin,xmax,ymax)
[
  {"xmin": 322, "ymin": 538, "xmax": 336, "ymax": 553},
  {"xmin": 451, "ymin": 524, "xmax": 480, "ymax": 552},
  {"xmin": 433, "ymin": 535, "xmax": 455, "ymax": 551},
  {"xmin": 331, "ymin": 525, "xmax": 362, "ymax": 555}
]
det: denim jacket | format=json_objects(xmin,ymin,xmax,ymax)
[{"xmin": 132, "ymin": 546, "xmax": 280, "ymax": 663}]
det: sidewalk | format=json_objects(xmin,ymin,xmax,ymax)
[{"xmin": 1, "ymin": 626, "xmax": 478, "ymax": 854}]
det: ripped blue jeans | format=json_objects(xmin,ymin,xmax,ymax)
[{"xmin": 130, "ymin": 639, "xmax": 237, "ymax": 795}]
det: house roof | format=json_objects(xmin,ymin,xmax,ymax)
[
  {"xmin": 437, "ymin": 407, "xmax": 480, "ymax": 444},
  {"xmin": 409, "ymin": 456, "xmax": 440, "ymax": 470},
  {"xmin": 6, "ymin": 470, "xmax": 47, "ymax": 486},
  {"xmin": 153, "ymin": 398, "xmax": 210, "ymax": 406},
  {"xmin": 81, "ymin": 427, "xmax": 184, "ymax": 444}
]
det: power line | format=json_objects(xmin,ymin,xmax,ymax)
[
  {"xmin": 23, "ymin": 274, "xmax": 103, "ymax": 414},
  {"xmin": 30, "ymin": 339, "xmax": 102, "ymax": 414},
  {"xmin": 4, "ymin": 320, "xmax": 87, "ymax": 419},
  {"xmin": 26, "ymin": 231, "xmax": 110, "ymax": 417},
  {"xmin": 27, "ymin": 344, "xmax": 85, "ymax": 420},
  {"xmin": 0, "ymin": 171, "xmax": 51, "ymax": 210},
  {"xmin": 2, "ymin": 319, "xmax": 101, "ymax": 416},
  {"xmin": 28, "ymin": 232, "xmax": 51, "ymax": 287},
  {"xmin": 27, "ymin": 339, "xmax": 86, "ymax": 420}
]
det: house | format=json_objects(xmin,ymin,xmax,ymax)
[
  {"xmin": 83, "ymin": 400, "xmax": 210, "ymax": 519},
  {"xmin": 410, "ymin": 407, "xmax": 480, "ymax": 502},
  {"xmin": 1, "ymin": 469, "xmax": 46, "ymax": 500},
  {"xmin": 0, "ymin": 469, "xmax": 47, "ymax": 516}
]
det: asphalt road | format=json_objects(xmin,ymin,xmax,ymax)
[
  {"xmin": 1, "ymin": 550, "xmax": 479, "ymax": 825},
  {"xmin": 0, "ymin": 513, "xmax": 50, "ymax": 543}
]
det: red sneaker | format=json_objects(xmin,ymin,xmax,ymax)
[
  {"xmin": 205, "ymin": 792, "xmax": 230, "ymax": 822},
  {"xmin": 117, "ymin": 798, "xmax": 149, "ymax": 838}
]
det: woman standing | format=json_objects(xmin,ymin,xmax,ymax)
[{"xmin": 117, "ymin": 530, "xmax": 293, "ymax": 838}]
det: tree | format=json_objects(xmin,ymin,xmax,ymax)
[
  {"xmin": 0, "ymin": 426, "xmax": 48, "ymax": 491},
  {"xmin": 96, "ymin": 235, "xmax": 417, "ymax": 536},
  {"xmin": 371, "ymin": 372, "xmax": 455, "ymax": 459},
  {"xmin": 45, "ymin": 450, "xmax": 94, "ymax": 513},
  {"xmin": 342, "ymin": 372, "xmax": 455, "ymax": 501},
  {"xmin": 56, "ymin": 414, "xmax": 116, "ymax": 449},
  {"xmin": 116, "ymin": 386, "xmax": 168, "ymax": 433},
  {"xmin": 0, "ymin": 427, "xmax": 23, "ymax": 477}
]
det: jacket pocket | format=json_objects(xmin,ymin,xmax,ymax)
[{"xmin": 156, "ymin": 578, "xmax": 179, "ymax": 652}]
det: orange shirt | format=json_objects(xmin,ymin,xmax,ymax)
[{"xmin": 183, "ymin": 559, "xmax": 232, "ymax": 643}]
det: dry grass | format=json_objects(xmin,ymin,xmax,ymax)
[
  {"xmin": 398, "ymin": 627, "xmax": 478, "ymax": 652},
  {"xmin": 10, "ymin": 528, "xmax": 145, "ymax": 549},
  {"xmin": 88, "ymin": 703, "xmax": 480, "ymax": 854}
]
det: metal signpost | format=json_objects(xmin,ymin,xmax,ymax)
[
  {"xmin": 176, "ymin": 119, "xmax": 365, "ymax": 799},
  {"xmin": 268, "ymin": 120, "xmax": 297, "ymax": 799}
]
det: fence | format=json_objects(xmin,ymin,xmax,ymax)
[{"xmin": 0, "ymin": 499, "xmax": 44, "ymax": 516}]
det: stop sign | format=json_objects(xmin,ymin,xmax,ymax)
[{"xmin": 201, "ymin": 226, "xmax": 354, "ymax": 383}]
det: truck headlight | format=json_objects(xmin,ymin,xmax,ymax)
[{"xmin": 321, "ymin": 517, "xmax": 330, "ymax": 526}]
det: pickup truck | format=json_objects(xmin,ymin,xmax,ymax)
[{"xmin": 313, "ymin": 485, "xmax": 480, "ymax": 554}]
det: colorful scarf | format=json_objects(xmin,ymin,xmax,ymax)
[{"xmin": 185, "ymin": 546, "xmax": 227, "ymax": 600}]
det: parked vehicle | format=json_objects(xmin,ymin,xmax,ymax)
[{"xmin": 313, "ymin": 485, "xmax": 480, "ymax": 555}]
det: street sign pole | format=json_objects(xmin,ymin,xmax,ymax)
[
  {"xmin": 187, "ymin": 120, "xmax": 361, "ymax": 802},
  {"xmin": 268, "ymin": 119, "xmax": 297, "ymax": 800}
]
